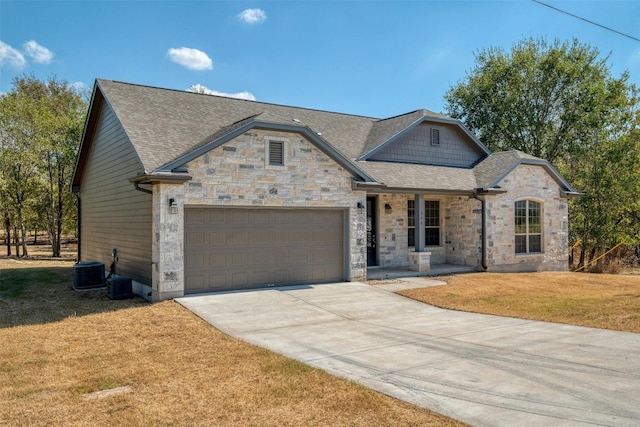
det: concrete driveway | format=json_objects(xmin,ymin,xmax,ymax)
[{"xmin": 177, "ymin": 280, "xmax": 640, "ymax": 427}]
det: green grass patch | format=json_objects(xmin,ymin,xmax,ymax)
[{"xmin": 0, "ymin": 267, "xmax": 72, "ymax": 298}]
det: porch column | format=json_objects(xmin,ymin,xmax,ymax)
[
  {"xmin": 409, "ymin": 193, "xmax": 431, "ymax": 272},
  {"xmin": 415, "ymin": 193, "xmax": 425, "ymax": 252}
]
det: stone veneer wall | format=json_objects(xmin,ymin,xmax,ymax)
[
  {"xmin": 485, "ymin": 164, "xmax": 569, "ymax": 271},
  {"xmin": 373, "ymin": 193, "xmax": 481, "ymax": 268},
  {"xmin": 151, "ymin": 129, "xmax": 366, "ymax": 301},
  {"xmin": 443, "ymin": 196, "xmax": 482, "ymax": 266}
]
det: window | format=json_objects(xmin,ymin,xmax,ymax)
[
  {"xmin": 515, "ymin": 200, "xmax": 541, "ymax": 254},
  {"xmin": 430, "ymin": 128, "xmax": 440, "ymax": 145},
  {"xmin": 269, "ymin": 140, "xmax": 284, "ymax": 166},
  {"xmin": 408, "ymin": 200, "xmax": 440, "ymax": 247}
]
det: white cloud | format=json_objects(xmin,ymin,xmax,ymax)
[
  {"xmin": 187, "ymin": 84, "xmax": 256, "ymax": 101},
  {"xmin": 167, "ymin": 47, "xmax": 213, "ymax": 71},
  {"xmin": 238, "ymin": 8, "xmax": 267, "ymax": 24},
  {"xmin": 0, "ymin": 41, "xmax": 27, "ymax": 68},
  {"xmin": 23, "ymin": 40, "xmax": 54, "ymax": 64}
]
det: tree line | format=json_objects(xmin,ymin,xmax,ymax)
[
  {"xmin": 0, "ymin": 76, "xmax": 87, "ymax": 257},
  {"xmin": 445, "ymin": 37, "xmax": 640, "ymax": 268},
  {"xmin": 2, "ymin": 38, "xmax": 639, "ymax": 266}
]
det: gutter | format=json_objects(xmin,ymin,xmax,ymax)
[
  {"xmin": 133, "ymin": 181, "xmax": 153, "ymax": 195},
  {"xmin": 129, "ymin": 173, "xmax": 193, "ymax": 195}
]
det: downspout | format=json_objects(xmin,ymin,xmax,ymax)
[
  {"xmin": 472, "ymin": 190, "xmax": 488, "ymax": 271},
  {"xmin": 133, "ymin": 181, "xmax": 153, "ymax": 195},
  {"xmin": 75, "ymin": 193, "xmax": 81, "ymax": 262}
]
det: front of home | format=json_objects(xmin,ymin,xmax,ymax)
[{"xmin": 72, "ymin": 80, "xmax": 578, "ymax": 301}]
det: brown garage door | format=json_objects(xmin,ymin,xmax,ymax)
[{"xmin": 184, "ymin": 208, "xmax": 345, "ymax": 294}]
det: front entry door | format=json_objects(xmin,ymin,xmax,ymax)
[{"xmin": 366, "ymin": 196, "xmax": 377, "ymax": 266}]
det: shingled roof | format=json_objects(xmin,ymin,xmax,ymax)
[
  {"xmin": 75, "ymin": 79, "xmax": 577, "ymax": 195},
  {"xmin": 473, "ymin": 150, "xmax": 577, "ymax": 193}
]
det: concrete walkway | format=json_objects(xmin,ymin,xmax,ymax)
[{"xmin": 177, "ymin": 281, "xmax": 640, "ymax": 427}]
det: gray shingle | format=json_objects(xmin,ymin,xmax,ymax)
[
  {"xmin": 93, "ymin": 80, "xmax": 571, "ymax": 194},
  {"xmin": 97, "ymin": 79, "xmax": 375, "ymax": 172}
]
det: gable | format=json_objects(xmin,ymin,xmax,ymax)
[
  {"xmin": 183, "ymin": 128, "xmax": 359, "ymax": 203},
  {"xmin": 473, "ymin": 150, "xmax": 579, "ymax": 197},
  {"xmin": 368, "ymin": 122, "xmax": 486, "ymax": 167}
]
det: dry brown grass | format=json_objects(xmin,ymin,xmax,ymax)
[
  {"xmin": 400, "ymin": 272, "xmax": 640, "ymax": 332},
  {"xmin": 1, "ymin": 258, "xmax": 465, "ymax": 427}
]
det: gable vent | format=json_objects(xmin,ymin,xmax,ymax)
[
  {"xmin": 430, "ymin": 128, "xmax": 440, "ymax": 145},
  {"xmin": 269, "ymin": 140, "xmax": 284, "ymax": 166}
]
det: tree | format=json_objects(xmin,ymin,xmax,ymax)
[
  {"xmin": 0, "ymin": 76, "xmax": 86, "ymax": 257},
  {"xmin": 444, "ymin": 37, "xmax": 639, "ymax": 264}
]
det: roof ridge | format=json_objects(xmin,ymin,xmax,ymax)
[{"xmin": 97, "ymin": 78, "xmax": 380, "ymax": 121}]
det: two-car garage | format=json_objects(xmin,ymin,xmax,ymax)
[{"xmin": 184, "ymin": 207, "xmax": 346, "ymax": 294}]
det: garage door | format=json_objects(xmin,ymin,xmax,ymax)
[{"xmin": 184, "ymin": 208, "xmax": 345, "ymax": 294}]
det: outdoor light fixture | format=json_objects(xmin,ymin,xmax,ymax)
[
  {"xmin": 169, "ymin": 197, "xmax": 178, "ymax": 214},
  {"xmin": 385, "ymin": 203, "xmax": 392, "ymax": 214},
  {"xmin": 357, "ymin": 201, "xmax": 364, "ymax": 211}
]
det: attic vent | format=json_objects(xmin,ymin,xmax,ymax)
[
  {"xmin": 269, "ymin": 140, "xmax": 284, "ymax": 166},
  {"xmin": 430, "ymin": 128, "xmax": 440, "ymax": 145}
]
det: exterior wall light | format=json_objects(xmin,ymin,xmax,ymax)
[
  {"xmin": 169, "ymin": 197, "xmax": 178, "ymax": 214},
  {"xmin": 357, "ymin": 201, "xmax": 364, "ymax": 212},
  {"xmin": 384, "ymin": 203, "xmax": 392, "ymax": 214}
]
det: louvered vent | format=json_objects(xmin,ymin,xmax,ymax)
[
  {"xmin": 269, "ymin": 140, "xmax": 284, "ymax": 165},
  {"xmin": 430, "ymin": 128, "xmax": 440, "ymax": 145}
]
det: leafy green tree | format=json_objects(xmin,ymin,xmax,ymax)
[
  {"xmin": 444, "ymin": 37, "xmax": 639, "ymax": 265},
  {"xmin": 0, "ymin": 76, "xmax": 86, "ymax": 257},
  {"xmin": 445, "ymin": 38, "xmax": 631, "ymax": 164}
]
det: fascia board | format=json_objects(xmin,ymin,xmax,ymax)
[{"xmin": 71, "ymin": 80, "xmax": 102, "ymax": 191}]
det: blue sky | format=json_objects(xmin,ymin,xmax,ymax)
[{"xmin": 1, "ymin": 0, "xmax": 638, "ymax": 118}]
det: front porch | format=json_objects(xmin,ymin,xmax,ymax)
[{"xmin": 366, "ymin": 264, "xmax": 478, "ymax": 281}]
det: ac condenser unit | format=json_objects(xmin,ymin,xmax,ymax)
[{"xmin": 73, "ymin": 261, "xmax": 105, "ymax": 290}]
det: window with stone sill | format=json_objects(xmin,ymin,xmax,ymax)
[{"xmin": 515, "ymin": 200, "xmax": 542, "ymax": 254}]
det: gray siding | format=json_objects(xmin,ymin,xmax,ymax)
[
  {"xmin": 370, "ymin": 123, "xmax": 484, "ymax": 167},
  {"xmin": 79, "ymin": 103, "xmax": 152, "ymax": 285}
]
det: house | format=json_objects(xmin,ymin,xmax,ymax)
[{"xmin": 72, "ymin": 79, "xmax": 579, "ymax": 301}]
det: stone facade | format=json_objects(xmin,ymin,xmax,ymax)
[
  {"xmin": 149, "ymin": 133, "xmax": 568, "ymax": 300},
  {"xmin": 151, "ymin": 129, "xmax": 366, "ymax": 301},
  {"xmin": 371, "ymin": 193, "xmax": 482, "ymax": 269},
  {"xmin": 484, "ymin": 164, "xmax": 569, "ymax": 272},
  {"xmin": 366, "ymin": 165, "xmax": 569, "ymax": 273}
]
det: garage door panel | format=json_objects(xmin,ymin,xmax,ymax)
[
  {"xmin": 185, "ymin": 208, "xmax": 344, "ymax": 293},
  {"xmin": 230, "ymin": 210, "xmax": 249, "ymax": 225},
  {"xmin": 186, "ymin": 254, "xmax": 204, "ymax": 269},
  {"xmin": 185, "ymin": 209, "xmax": 205, "ymax": 225},
  {"xmin": 231, "ymin": 271, "xmax": 250, "ymax": 286},
  {"xmin": 208, "ymin": 253, "xmax": 226, "ymax": 268},
  {"xmin": 252, "ymin": 229, "xmax": 270, "ymax": 244},
  {"xmin": 207, "ymin": 231, "xmax": 226, "ymax": 246}
]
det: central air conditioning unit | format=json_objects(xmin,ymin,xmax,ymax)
[
  {"xmin": 108, "ymin": 276, "xmax": 133, "ymax": 300},
  {"xmin": 73, "ymin": 261, "xmax": 105, "ymax": 290}
]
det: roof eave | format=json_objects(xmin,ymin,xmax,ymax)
[
  {"xmin": 129, "ymin": 173, "xmax": 193, "ymax": 184},
  {"xmin": 352, "ymin": 182, "xmax": 476, "ymax": 196},
  {"xmin": 71, "ymin": 80, "xmax": 102, "ymax": 192}
]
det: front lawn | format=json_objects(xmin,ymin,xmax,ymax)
[
  {"xmin": 400, "ymin": 271, "xmax": 640, "ymax": 332},
  {"xmin": 0, "ymin": 258, "xmax": 464, "ymax": 427}
]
